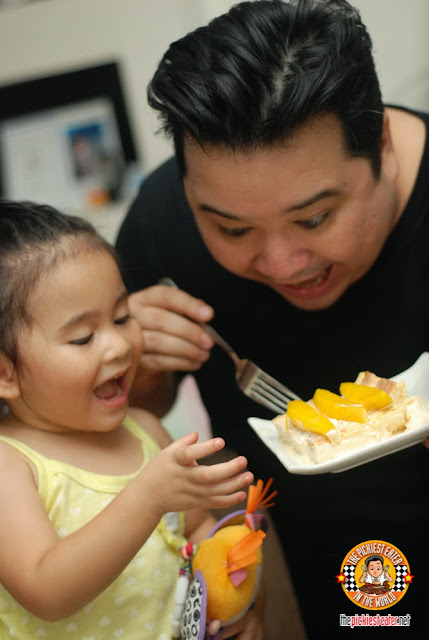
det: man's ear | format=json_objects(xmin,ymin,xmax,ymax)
[
  {"xmin": 0, "ymin": 353, "xmax": 20, "ymax": 399},
  {"xmin": 379, "ymin": 113, "xmax": 399, "ymax": 183}
]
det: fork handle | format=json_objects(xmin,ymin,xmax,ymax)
[
  {"xmin": 201, "ymin": 324, "xmax": 236, "ymax": 355},
  {"xmin": 158, "ymin": 277, "xmax": 238, "ymax": 355},
  {"xmin": 158, "ymin": 278, "xmax": 262, "ymax": 382},
  {"xmin": 158, "ymin": 277, "xmax": 179, "ymax": 289}
]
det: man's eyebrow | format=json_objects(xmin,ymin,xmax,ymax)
[
  {"xmin": 284, "ymin": 189, "xmax": 341, "ymax": 213},
  {"xmin": 198, "ymin": 188, "xmax": 341, "ymax": 220},
  {"xmin": 199, "ymin": 204, "xmax": 239, "ymax": 220},
  {"xmin": 59, "ymin": 290, "xmax": 129, "ymax": 331}
]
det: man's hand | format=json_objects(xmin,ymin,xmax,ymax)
[
  {"xmin": 127, "ymin": 283, "xmax": 215, "ymax": 414},
  {"xmin": 129, "ymin": 283, "xmax": 215, "ymax": 377}
]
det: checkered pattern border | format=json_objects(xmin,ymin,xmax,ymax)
[
  {"xmin": 393, "ymin": 565, "xmax": 409, "ymax": 591},
  {"xmin": 343, "ymin": 564, "xmax": 409, "ymax": 592},
  {"xmin": 343, "ymin": 565, "xmax": 358, "ymax": 591}
]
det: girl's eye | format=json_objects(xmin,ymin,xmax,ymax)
[
  {"xmin": 70, "ymin": 334, "xmax": 93, "ymax": 346},
  {"xmin": 296, "ymin": 211, "xmax": 330, "ymax": 230},
  {"xmin": 114, "ymin": 314, "xmax": 131, "ymax": 325},
  {"xmin": 218, "ymin": 226, "xmax": 251, "ymax": 238}
]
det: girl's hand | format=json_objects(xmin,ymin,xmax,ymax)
[{"xmin": 139, "ymin": 432, "xmax": 253, "ymax": 518}]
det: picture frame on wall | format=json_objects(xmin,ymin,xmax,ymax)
[
  {"xmin": 0, "ymin": 61, "xmax": 140, "ymax": 210},
  {"xmin": 1, "ymin": 97, "xmax": 125, "ymax": 209}
]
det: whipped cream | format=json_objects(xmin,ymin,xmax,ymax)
[{"xmin": 273, "ymin": 373, "xmax": 429, "ymax": 465}]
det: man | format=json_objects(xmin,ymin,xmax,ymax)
[
  {"xmin": 359, "ymin": 556, "xmax": 394, "ymax": 595},
  {"xmin": 116, "ymin": 1, "xmax": 429, "ymax": 636}
]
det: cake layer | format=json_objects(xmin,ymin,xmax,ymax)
[{"xmin": 274, "ymin": 372, "xmax": 429, "ymax": 465}]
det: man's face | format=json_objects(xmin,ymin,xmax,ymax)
[
  {"xmin": 367, "ymin": 560, "xmax": 384, "ymax": 578},
  {"xmin": 183, "ymin": 113, "xmax": 399, "ymax": 310}
]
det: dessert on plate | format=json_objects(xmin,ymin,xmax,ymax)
[{"xmin": 273, "ymin": 371, "xmax": 429, "ymax": 465}]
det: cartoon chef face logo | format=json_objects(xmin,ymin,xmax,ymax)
[{"xmin": 336, "ymin": 540, "xmax": 414, "ymax": 610}]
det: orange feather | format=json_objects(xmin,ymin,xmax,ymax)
[
  {"xmin": 246, "ymin": 477, "xmax": 277, "ymax": 513},
  {"xmin": 226, "ymin": 529, "xmax": 266, "ymax": 574}
]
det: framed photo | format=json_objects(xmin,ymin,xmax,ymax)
[
  {"xmin": 0, "ymin": 62, "xmax": 140, "ymax": 209},
  {"xmin": 1, "ymin": 97, "xmax": 125, "ymax": 209}
]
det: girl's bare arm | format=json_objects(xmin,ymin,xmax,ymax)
[{"xmin": 0, "ymin": 426, "xmax": 252, "ymax": 621}]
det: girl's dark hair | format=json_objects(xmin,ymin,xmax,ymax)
[
  {"xmin": 0, "ymin": 199, "xmax": 117, "ymax": 367},
  {"xmin": 148, "ymin": 0, "xmax": 383, "ymax": 177}
]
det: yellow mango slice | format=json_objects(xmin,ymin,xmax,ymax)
[
  {"xmin": 313, "ymin": 388, "xmax": 367, "ymax": 423},
  {"xmin": 286, "ymin": 400, "xmax": 334, "ymax": 436},
  {"xmin": 339, "ymin": 382, "xmax": 392, "ymax": 410}
]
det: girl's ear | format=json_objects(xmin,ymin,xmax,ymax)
[{"xmin": 0, "ymin": 353, "xmax": 20, "ymax": 399}]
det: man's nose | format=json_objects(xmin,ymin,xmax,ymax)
[{"xmin": 253, "ymin": 234, "xmax": 312, "ymax": 279}]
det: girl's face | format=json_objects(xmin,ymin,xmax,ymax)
[{"xmin": 10, "ymin": 248, "xmax": 143, "ymax": 434}]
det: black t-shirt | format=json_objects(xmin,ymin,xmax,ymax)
[{"xmin": 116, "ymin": 109, "xmax": 429, "ymax": 638}]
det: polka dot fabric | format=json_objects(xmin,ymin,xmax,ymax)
[{"xmin": 0, "ymin": 416, "xmax": 186, "ymax": 639}]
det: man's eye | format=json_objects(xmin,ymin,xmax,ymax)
[
  {"xmin": 114, "ymin": 314, "xmax": 131, "ymax": 325},
  {"xmin": 297, "ymin": 212, "xmax": 330, "ymax": 230},
  {"xmin": 70, "ymin": 334, "xmax": 93, "ymax": 346},
  {"xmin": 219, "ymin": 226, "xmax": 251, "ymax": 238}
]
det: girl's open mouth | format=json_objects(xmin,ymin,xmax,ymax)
[{"xmin": 94, "ymin": 374, "xmax": 128, "ymax": 408}]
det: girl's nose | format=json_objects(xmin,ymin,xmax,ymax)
[{"xmin": 103, "ymin": 328, "xmax": 131, "ymax": 363}]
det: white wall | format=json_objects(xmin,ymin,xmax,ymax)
[
  {"xmin": 1, "ymin": 0, "xmax": 428, "ymax": 175},
  {"xmin": 354, "ymin": 0, "xmax": 429, "ymax": 112},
  {"xmin": 0, "ymin": 0, "xmax": 235, "ymax": 173}
]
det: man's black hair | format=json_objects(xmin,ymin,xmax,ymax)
[{"xmin": 148, "ymin": 0, "xmax": 383, "ymax": 176}]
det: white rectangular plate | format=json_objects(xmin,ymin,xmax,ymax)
[{"xmin": 248, "ymin": 352, "xmax": 429, "ymax": 474}]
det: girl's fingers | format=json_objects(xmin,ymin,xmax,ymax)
[
  {"xmin": 174, "ymin": 437, "xmax": 226, "ymax": 465},
  {"xmin": 173, "ymin": 431, "xmax": 200, "ymax": 447},
  {"xmin": 205, "ymin": 471, "xmax": 254, "ymax": 496},
  {"xmin": 207, "ymin": 491, "xmax": 249, "ymax": 509},
  {"xmin": 195, "ymin": 455, "xmax": 249, "ymax": 482}
]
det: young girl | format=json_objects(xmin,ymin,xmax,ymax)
[{"xmin": 0, "ymin": 200, "xmax": 258, "ymax": 640}]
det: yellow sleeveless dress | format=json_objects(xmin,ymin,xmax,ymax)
[{"xmin": 0, "ymin": 416, "xmax": 186, "ymax": 640}]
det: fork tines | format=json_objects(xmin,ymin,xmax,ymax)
[{"xmin": 248, "ymin": 370, "xmax": 299, "ymax": 415}]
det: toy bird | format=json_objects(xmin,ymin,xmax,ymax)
[{"xmin": 172, "ymin": 478, "xmax": 277, "ymax": 639}]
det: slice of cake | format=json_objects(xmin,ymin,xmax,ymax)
[{"xmin": 273, "ymin": 372, "xmax": 429, "ymax": 465}]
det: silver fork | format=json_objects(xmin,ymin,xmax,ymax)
[{"xmin": 159, "ymin": 278, "xmax": 301, "ymax": 414}]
